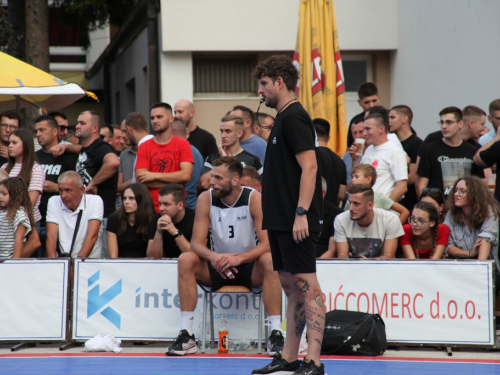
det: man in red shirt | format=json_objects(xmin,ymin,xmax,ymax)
[{"xmin": 135, "ymin": 102, "xmax": 194, "ymax": 211}]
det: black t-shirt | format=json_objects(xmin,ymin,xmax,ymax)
[
  {"xmin": 36, "ymin": 149, "xmax": 78, "ymax": 225},
  {"xmin": 106, "ymin": 212, "xmax": 149, "ymax": 258},
  {"xmin": 188, "ymin": 126, "xmax": 218, "ymax": 160},
  {"xmin": 202, "ymin": 150, "xmax": 263, "ymax": 175},
  {"xmin": 316, "ymin": 201, "xmax": 343, "ymax": 257},
  {"xmin": 0, "ymin": 156, "xmax": 7, "ymax": 167},
  {"xmin": 262, "ymin": 102, "xmax": 323, "ymax": 232},
  {"xmin": 147, "ymin": 208, "xmax": 195, "ymax": 258},
  {"xmin": 479, "ymin": 141, "xmax": 500, "ymax": 201},
  {"xmin": 317, "ymin": 146, "xmax": 346, "ymax": 206},
  {"xmin": 417, "ymin": 131, "xmax": 441, "ymax": 157},
  {"xmin": 76, "ymin": 138, "xmax": 119, "ymax": 217},
  {"xmin": 400, "ymin": 134, "xmax": 423, "ymax": 210},
  {"xmin": 417, "ymin": 139, "xmax": 484, "ymax": 195}
]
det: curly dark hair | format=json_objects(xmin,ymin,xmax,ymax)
[
  {"xmin": 252, "ymin": 55, "xmax": 298, "ymax": 91},
  {"xmin": 447, "ymin": 176, "xmax": 500, "ymax": 229},
  {"xmin": 0, "ymin": 177, "xmax": 35, "ymax": 230}
]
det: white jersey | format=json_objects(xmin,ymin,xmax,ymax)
[{"xmin": 209, "ymin": 187, "xmax": 258, "ymax": 254}]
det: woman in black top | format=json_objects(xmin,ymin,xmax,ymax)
[{"xmin": 107, "ymin": 183, "xmax": 155, "ymax": 258}]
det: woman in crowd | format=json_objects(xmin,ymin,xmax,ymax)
[
  {"xmin": 2, "ymin": 129, "xmax": 45, "ymax": 232},
  {"xmin": 400, "ymin": 202, "xmax": 449, "ymax": 259},
  {"xmin": 419, "ymin": 187, "xmax": 446, "ymax": 223},
  {"xmin": 444, "ymin": 176, "xmax": 499, "ymax": 263},
  {"xmin": 106, "ymin": 183, "xmax": 155, "ymax": 258}
]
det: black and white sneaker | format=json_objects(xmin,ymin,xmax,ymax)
[
  {"xmin": 266, "ymin": 329, "xmax": 285, "ymax": 357},
  {"xmin": 251, "ymin": 353, "xmax": 301, "ymax": 374},
  {"xmin": 292, "ymin": 357, "xmax": 325, "ymax": 375},
  {"xmin": 165, "ymin": 329, "xmax": 198, "ymax": 356}
]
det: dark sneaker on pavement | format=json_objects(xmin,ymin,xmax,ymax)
[
  {"xmin": 165, "ymin": 329, "xmax": 198, "ymax": 356},
  {"xmin": 251, "ymin": 353, "xmax": 301, "ymax": 374},
  {"xmin": 267, "ymin": 329, "xmax": 285, "ymax": 357},
  {"xmin": 292, "ymin": 357, "xmax": 325, "ymax": 375}
]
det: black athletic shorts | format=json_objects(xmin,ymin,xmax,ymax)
[
  {"xmin": 207, "ymin": 261, "xmax": 255, "ymax": 291},
  {"xmin": 268, "ymin": 230, "xmax": 318, "ymax": 274}
]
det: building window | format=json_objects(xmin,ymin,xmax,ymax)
[{"xmin": 193, "ymin": 54, "xmax": 257, "ymax": 96}]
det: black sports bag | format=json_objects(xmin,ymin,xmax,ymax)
[{"xmin": 321, "ymin": 309, "xmax": 387, "ymax": 356}]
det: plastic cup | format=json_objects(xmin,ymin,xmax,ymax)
[{"xmin": 354, "ymin": 138, "xmax": 365, "ymax": 156}]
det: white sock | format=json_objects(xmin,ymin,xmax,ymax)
[
  {"xmin": 268, "ymin": 315, "xmax": 281, "ymax": 332},
  {"xmin": 181, "ymin": 311, "xmax": 195, "ymax": 335}
]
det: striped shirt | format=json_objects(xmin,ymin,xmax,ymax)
[
  {"xmin": 0, "ymin": 208, "xmax": 31, "ymax": 258},
  {"xmin": 2, "ymin": 162, "xmax": 45, "ymax": 222}
]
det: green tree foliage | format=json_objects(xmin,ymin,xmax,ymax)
[{"xmin": 53, "ymin": 0, "xmax": 140, "ymax": 48}]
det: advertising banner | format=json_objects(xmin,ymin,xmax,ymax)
[
  {"xmin": 317, "ymin": 260, "xmax": 495, "ymax": 345},
  {"xmin": 0, "ymin": 259, "xmax": 69, "ymax": 340},
  {"xmin": 73, "ymin": 259, "xmax": 263, "ymax": 341}
]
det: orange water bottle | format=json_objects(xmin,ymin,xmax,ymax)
[{"xmin": 218, "ymin": 318, "xmax": 229, "ymax": 354}]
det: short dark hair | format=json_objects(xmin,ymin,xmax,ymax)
[
  {"xmin": 257, "ymin": 112, "xmax": 274, "ymax": 123},
  {"xmin": 351, "ymin": 164, "xmax": 377, "ymax": 187},
  {"xmin": 151, "ymin": 102, "xmax": 173, "ymax": 112},
  {"xmin": 462, "ymin": 105, "xmax": 486, "ymax": 119},
  {"xmin": 390, "ymin": 105, "xmax": 414, "ymax": 125},
  {"xmin": 366, "ymin": 106, "xmax": 389, "ymax": 130},
  {"xmin": 100, "ymin": 123, "xmax": 114, "ymax": 137},
  {"xmin": 159, "ymin": 183, "xmax": 185, "ymax": 204},
  {"xmin": 0, "ymin": 110, "xmax": 21, "ymax": 125},
  {"xmin": 364, "ymin": 113, "xmax": 386, "ymax": 131},
  {"xmin": 48, "ymin": 111, "xmax": 67, "ymax": 120},
  {"xmin": 357, "ymin": 82, "xmax": 378, "ymax": 100},
  {"xmin": 82, "ymin": 110, "xmax": 100, "ymax": 126},
  {"xmin": 232, "ymin": 105, "xmax": 255, "ymax": 126},
  {"xmin": 242, "ymin": 166, "xmax": 260, "ymax": 182},
  {"xmin": 125, "ymin": 112, "xmax": 148, "ymax": 132},
  {"xmin": 253, "ymin": 55, "xmax": 298, "ymax": 92},
  {"xmin": 312, "ymin": 118, "xmax": 330, "ymax": 140},
  {"xmin": 488, "ymin": 99, "xmax": 500, "ymax": 114},
  {"xmin": 35, "ymin": 115, "xmax": 58, "ymax": 129},
  {"xmin": 221, "ymin": 115, "xmax": 244, "ymax": 128},
  {"xmin": 212, "ymin": 156, "xmax": 243, "ymax": 177},
  {"xmin": 439, "ymin": 106, "xmax": 462, "ymax": 121},
  {"xmin": 347, "ymin": 184, "xmax": 374, "ymax": 202}
]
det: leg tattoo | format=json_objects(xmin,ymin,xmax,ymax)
[
  {"xmin": 294, "ymin": 300, "xmax": 306, "ymax": 337},
  {"xmin": 295, "ymin": 278, "xmax": 310, "ymax": 293}
]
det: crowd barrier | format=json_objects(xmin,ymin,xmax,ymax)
[{"xmin": 0, "ymin": 258, "xmax": 496, "ymax": 348}]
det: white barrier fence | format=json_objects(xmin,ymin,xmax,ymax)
[
  {"xmin": 0, "ymin": 259, "xmax": 495, "ymax": 346},
  {"xmin": 0, "ymin": 259, "xmax": 69, "ymax": 341}
]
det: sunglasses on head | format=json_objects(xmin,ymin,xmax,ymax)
[{"xmin": 421, "ymin": 188, "xmax": 442, "ymax": 195}]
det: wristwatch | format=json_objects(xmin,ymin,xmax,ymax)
[
  {"xmin": 173, "ymin": 230, "xmax": 183, "ymax": 239},
  {"xmin": 296, "ymin": 206, "xmax": 308, "ymax": 215}
]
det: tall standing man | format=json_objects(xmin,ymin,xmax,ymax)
[{"xmin": 252, "ymin": 55, "xmax": 326, "ymax": 375}]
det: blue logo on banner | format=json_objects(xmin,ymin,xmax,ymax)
[{"xmin": 87, "ymin": 270, "xmax": 122, "ymax": 329}]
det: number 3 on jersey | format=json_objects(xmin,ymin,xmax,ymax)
[{"xmin": 228, "ymin": 225, "xmax": 234, "ymax": 238}]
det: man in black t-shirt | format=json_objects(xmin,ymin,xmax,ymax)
[
  {"xmin": 252, "ymin": 55, "xmax": 326, "ymax": 375},
  {"xmin": 74, "ymin": 111, "xmax": 120, "ymax": 257},
  {"xmin": 198, "ymin": 115, "xmax": 262, "ymax": 190},
  {"xmin": 35, "ymin": 115, "xmax": 78, "ymax": 256},
  {"xmin": 417, "ymin": 106, "xmax": 484, "ymax": 197},
  {"xmin": 313, "ymin": 118, "xmax": 347, "ymax": 206},
  {"xmin": 147, "ymin": 183, "xmax": 194, "ymax": 258},
  {"xmin": 389, "ymin": 105, "xmax": 422, "ymax": 210},
  {"xmin": 174, "ymin": 99, "xmax": 218, "ymax": 160}
]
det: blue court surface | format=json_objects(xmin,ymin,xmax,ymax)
[{"xmin": 1, "ymin": 354, "xmax": 500, "ymax": 375}]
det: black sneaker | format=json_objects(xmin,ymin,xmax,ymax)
[
  {"xmin": 292, "ymin": 358, "xmax": 325, "ymax": 375},
  {"xmin": 251, "ymin": 353, "xmax": 301, "ymax": 374},
  {"xmin": 267, "ymin": 329, "xmax": 285, "ymax": 356},
  {"xmin": 165, "ymin": 329, "xmax": 198, "ymax": 356}
]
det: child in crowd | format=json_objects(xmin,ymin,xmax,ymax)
[
  {"xmin": 419, "ymin": 187, "xmax": 446, "ymax": 223},
  {"xmin": 0, "ymin": 178, "xmax": 35, "ymax": 258},
  {"xmin": 400, "ymin": 202, "xmax": 449, "ymax": 259},
  {"xmin": 347, "ymin": 164, "xmax": 410, "ymax": 224}
]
